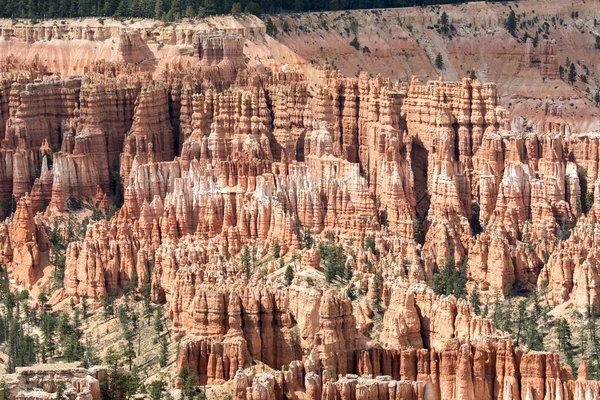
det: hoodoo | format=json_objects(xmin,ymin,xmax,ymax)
[{"xmin": 1, "ymin": 1, "xmax": 600, "ymax": 399}]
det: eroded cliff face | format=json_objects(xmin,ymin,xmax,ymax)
[{"xmin": 2, "ymin": 12, "xmax": 600, "ymax": 400}]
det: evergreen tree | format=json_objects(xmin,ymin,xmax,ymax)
[
  {"xmin": 149, "ymin": 380, "xmax": 166, "ymax": 400},
  {"xmin": 241, "ymin": 245, "xmax": 252, "ymax": 279},
  {"xmin": 230, "ymin": 2, "xmax": 241, "ymax": 14},
  {"xmin": 344, "ymin": 263, "xmax": 353, "ymax": 282},
  {"xmin": 272, "ymin": 240, "xmax": 281, "ymax": 258},
  {"xmin": 244, "ymin": 1, "xmax": 261, "ymax": 15},
  {"xmin": 505, "ymin": 9, "xmax": 517, "ymax": 36},
  {"xmin": 440, "ymin": 11, "xmax": 449, "ymax": 34},
  {"xmin": 556, "ymin": 318, "xmax": 576, "ymax": 368},
  {"xmin": 319, "ymin": 241, "xmax": 345, "ymax": 283},
  {"xmin": 159, "ymin": 334, "xmax": 168, "ymax": 367},
  {"xmin": 55, "ymin": 382, "xmax": 67, "ymax": 400},
  {"xmin": 431, "ymin": 248, "xmax": 466, "ymax": 299},
  {"xmin": 364, "ymin": 236, "xmax": 376, "ymax": 254},
  {"xmin": 515, "ymin": 299, "xmax": 527, "ymax": 346},
  {"xmin": 103, "ymin": 350, "xmax": 123, "ymax": 400},
  {"xmin": 82, "ymin": 337, "xmax": 100, "ymax": 368},
  {"xmin": 372, "ymin": 271, "xmax": 383, "ymax": 312},
  {"xmin": 469, "ymin": 285, "xmax": 481, "ymax": 315},
  {"xmin": 299, "ymin": 227, "xmax": 314, "ymax": 249},
  {"xmin": 142, "ymin": 284, "xmax": 153, "ymax": 323},
  {"xmin": 435, "ymin": 53, "xmax": 444, "ymax": 69},
  {"xmin": 178, "ymin": 367, "xmax": 197, "ymax": 400},
  {"xmin": 154, "ymin": 308, "xmax": 164, "ymax": 336},
  {"xmin": 0, "ymin": 382, "xmax": 9, "ymax": 400},
  {"xmin": 284, "ymin": 264, "xmax": 294, "ymax": 286},
  {"xmin": 154, "ymin": 0, "xmax": 164, "ymax": 18},
  {"xmin": 103, "ymin": 296, "xmax": 115, "ymax": 320},
  {"xmin": 569, "ymin": 62, "xmax": 577, "ymax": 84},
  {"xmin": 81, "ymin": 296, "xmax": 88, "ymax": 319}
]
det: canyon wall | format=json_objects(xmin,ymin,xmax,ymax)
[{"xmin": 2, "ymin": 4, "xmax": 600, "ymax": 399}]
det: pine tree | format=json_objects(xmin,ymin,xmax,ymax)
[
  {"xmin": 0, "ymin": 382, "xmax": 9, "ymax": 400},
  {"xmin": 159, "ymin": 334, "xmax": 168, "ymax": 367},
  {"xmin": 373, "ymin": 271, "xmax": 383, "ymax": 312},
  {"xmin": 569, "ymin": 63, "xmax": 577, "ymax": 84},
  {"xmin": 556, "ymin": 318, "xmax": 576, "ymax": 368},
  {"xmin": 55, "ymin": 382, "xmax": 67, "ymax": 400},
  {"xmin": 344, "ymin": 263, "xmax": 353, "ymax": 281},
  {"xmin": 103, "ymin": 296, "xmax": 115, "ymax": 320},
  {"xmin": 435, "ymin": 53, "xmax": 444, "ymax": 69},
  {"xmin": 515, "ymin": 299, "xmax": 527, "ymax": 346},
  {"xmin": 469, "ymin": 285, "xmax": 481, "ymax": 315},
  {"xmin": 505, "ymin": 9, "xmax": 517, "ymax": 36},
  {"xmin": 230, "ymin": 2, "xmax": 241, "ymax": 14},
  {"xmin": 82, "ymin": 337, "xmax": 100, "ymax": 368},
  {"xmin": 154, "ymin": 0, "xmax": 163, "ymax": 19},
  {"xmin": 123, "ymin": 328, "xmax": 136, "ymax": 370},
  {"xmin": 284, "ymin": 264, "xmax": 294, "ymax": 286},
  {"xmin": 149, "ymin": 380, "xmax": 166, "ymax": 400},
  {"xmin": 364, "ymin": 236, "xmax": 376, "ymax": 254},
  {"xmin": 272, "ymin": 240, "xmax": 281, "ymax": 258},
  {"xmin": 432, "ymin": 248, "xmax": 455, "ymax": 296},
  {"xmin": 154, "ymin": 308, "xmax": 164, "ymax": 336},
  {"xmin": 241, "ymin": 245, "xmax": 252, "ymax": 279},
  {"xmin": 320, "ymin": 242, "xmax": 345, "ymax": 283},
  {"xmin": 178, "ymin": 367, "xmax": 197, "ymax": 400},
  {"xmin": 440, "ymin": 11, "xmax": 449, "ymax": 34},
  {"xmin": 104, "ymin": 350, "xmax": 123, "ymax": 400},
  {"xmin": 81, "ymin": 297, "xmax": 88, "ymax": 319}
]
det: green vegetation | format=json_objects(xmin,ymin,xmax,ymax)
[
  {"xmin": 491, "ymin": 289, "xmax": 549, "ymax": 353},
  {"xmin": 372, "ymin": 271, "xmax": 383, "ymax": 312},
  {"xmin": 364, "ymin": 235, "xmax": 376, "ymax": 254},
  {"xmin": 469, "ymin": 202, "xmax": 482, "ymax": 235},
  {"xmin": 319, "ymin": 240, "xmax": 346, "ymax": 283},
  {"xmin": 265, "ymin": 17, "xmax": 278, "ymax": 37},
  {"xmin": 0, "ymin": 266, "xmax": 96, "ymax": 372},
  {"xmin": 272, "ymin": 240, "xmax": 281, "ymax": 259},
  {"xmin": 469, "ymin": 285, "xmax": 481, "ymax": 315},
  {"xmin": 298, "ymin": 227, "xmax": 314, "ymax": 250},
  {"xmin": 431, "ymin": 248, "xmax": 467, "ymax": 299},
  {"xmin": 149, "ymin": 380, "xmax": 167, "ymax": 400},
  {"xmin": 434, "ymin": 53, "xmax": 444, "ymax": 69},
  {"xmin": 577, "ymin": 166, "xmax": 594, "ymax": 215},
  {"xmin": 568, "ymin": 62, "xmax": 577, "ymax": 85},
  {"xmin": 284, "ymin": 264, "xmax": 294, "ymax": 285},
  {"xmin": 413, "ymin": 218, "xmax": 425, "ymax": 245},
  {"xmin": 1, "ymin": 0, "xmax": 486, "ymax": 20},
  {"xmin": 241, "ymin": 245, "xmax": 252, "ymax": 279},
  {"xmin": 505, "ymin": 9, "xmax": 517, "ymax": 36}
]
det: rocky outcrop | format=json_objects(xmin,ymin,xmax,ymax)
[
  {"xmin": 2, "ymin": 23, "xmax": 600, "ymax": 400},
  {"xmin": 193, "ymin": 32, "xmax": 245, "ymax": 68},
  {"xmin": 5, "ymin": 363, "xmax": 106, "ymax": 400},
  {"xmin": 231, "ymin": 344, "xmax": 600, "ymax": 400},
  {"xmin": 9, "ymin": 196, "xmax": 42, "ymax": 287}
]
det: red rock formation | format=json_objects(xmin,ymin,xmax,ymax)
[
  {"xmin": 0, "ymin": 32, "xmax": 599, "ymax": 400},
  {"xmin": 9, "ymin": 196, "xmax": 42, "ymax": 287}
]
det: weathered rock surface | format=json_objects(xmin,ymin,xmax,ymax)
[{"xmin": 2, "ymin": 10, "xmax": 600, "ymax": 399}]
